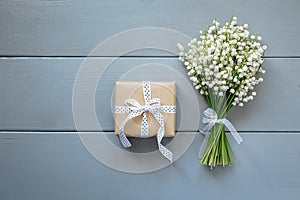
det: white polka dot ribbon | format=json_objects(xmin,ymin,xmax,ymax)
[{"xmin": 114, "ymin": 82, "xmax": 176, "ymax": 162}]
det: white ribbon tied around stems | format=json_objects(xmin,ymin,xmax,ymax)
[
  {"xmin": 114, "ymin": 82, "xmax": 176, "ymax": 162},
  {"xmin": 198, "ymin": 108, "xmax": 243, "ymax": 158}
]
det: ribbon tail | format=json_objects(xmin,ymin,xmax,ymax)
[
  {"xmin": 153, "ymin": 112, "xmax": 173, "ymax": 162},
  {"xmin": 119, "ymin": 130, "xmax": 132, "ymax": 148},
  {"xmin": 118, "ymin": 115, "xmax": 132, "ymax": 148},
  {"xmin": 199, "ymin": 118, "xmax": 215, "ymax": 159},
  {"xmin": 222, "ymin": 119, "xmax": 243, "ymax": 144},
  {"xmin": 198, "ymin": 131, "xmax": 210, "ymax": 159},
  {"xmin": 158, "ymin": 140, "xmax": 173, "ymax": 162},
  {"xmin": 200, "ymin": 122, "xmax": 214, "ymax": 134},
  {"xmin": 118, "ymin": 112, "xmax": 142, "ymax": 148}
]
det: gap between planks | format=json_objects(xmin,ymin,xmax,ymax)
[
  {"xmin": 1, "ymin": 131, "xmax": 300, "ymax": 135},
  {"xmin": 1, "ymin": 56, "xmax": 300, "ymax": 59}
]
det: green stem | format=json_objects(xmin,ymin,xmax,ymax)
[{"xmin": 200, "ymin": 98, "xmax": 234, "ymax": 168}]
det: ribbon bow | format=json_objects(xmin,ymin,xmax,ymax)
[
  {"xmin": 114, "ymin": 82, "xmax": 176, "ymax": 162},
  {"xmin": 199, "ymin": 108, "xmax": 242, "ymax": 158}
]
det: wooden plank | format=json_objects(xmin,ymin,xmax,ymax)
[
  {"xmin": 0, "ymin": 57, "xmax": 299, "ymax": 131},
  {"xmin": 0, "ymin": 0, "xmax": 299, "ymax": 56},
  {"xmin": 0, "ymin": 132, "xmax": 299, "ymax": 200}
]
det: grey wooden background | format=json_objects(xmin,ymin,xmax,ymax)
[{"xmin": 0, "ymin": 0, "xmax": 300, "ymax": 200}]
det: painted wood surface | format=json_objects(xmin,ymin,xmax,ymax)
[
  {"xmin": 0, "ymin": 0, "xmax": 300, "ymax": 200},
  {"xmin": 0, "ymin": 132, "xmax": 300, "ymax": 200},
  {"xmin": 0, "ymin": 0, "xmax": 299, "ymax": 56},
  {"xmin": 0, "ymin": 58, "xmax": 299, "ymax": 131}
]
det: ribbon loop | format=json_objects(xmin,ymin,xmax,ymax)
[{"xmin": 114, "ymin": 82, "xmax": 176, "ymax": 162}]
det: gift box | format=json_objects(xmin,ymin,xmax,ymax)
[
  {"xmin": 114, "ymin": 81, "xmax": 176, "ymax": 162},
  {"xmin": 114, "ymin": 81, "xmax": 176, "ymax": 137}
]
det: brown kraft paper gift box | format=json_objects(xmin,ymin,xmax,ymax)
[{"xmin": 114, "ymin": 81, "xmax": 176, "ymax": 138}]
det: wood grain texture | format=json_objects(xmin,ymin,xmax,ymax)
[
  {"xmin": 0, "ymin": 58, "xmax": 299, "ymax": 131},
  {"xmin": 0, "ymin": 132, "xmax": 299, "ymax": 200},
  {"xmin": 1, "ymin": 1, "xmax": 300, "ymax": 199},
  {"xmin": 0, "ymin": 0, "xmax": 299, "ymax": 56}
]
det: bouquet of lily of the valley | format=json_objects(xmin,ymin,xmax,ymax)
[{"xmin": 178, "ymin": 16, "xmax": 267, "ymax": 168}]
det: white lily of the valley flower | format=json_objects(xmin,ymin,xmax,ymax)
[{"xmin": 178, "ymin": 16, "xmax": 266, "ymax": 107}]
